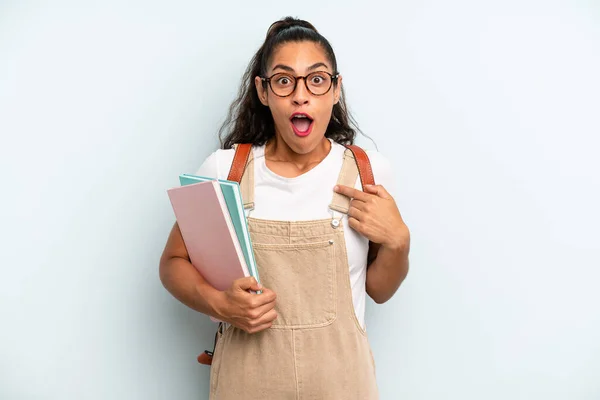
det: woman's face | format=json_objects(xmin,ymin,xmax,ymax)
[{"xmin": 255, "ymin": 41, "xmax": 342, "ymax": 154}]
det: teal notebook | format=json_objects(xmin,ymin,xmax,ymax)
[{"xmin": 179, "ymin": 174, "xmax": 260, "ymax": 284}]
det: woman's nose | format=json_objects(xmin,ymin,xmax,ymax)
[{"xmin": 292, "ymin": 78, "xmax": 310, "ymax": 105}]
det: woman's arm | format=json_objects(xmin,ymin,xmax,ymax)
[
  {"xmin": 334, "ymin": 184, "xmax": 411, "ymax": 304},
  {"xmin": 159, "ymin": 222, "xmax": 278, "ymax": 333},
  {"xmin": 365, "ymin": 241, "xmax": 409, "ymax": 304},
  {"xmin": 159, "ymin": 222, "xmax": 224, "ymax": 316}
]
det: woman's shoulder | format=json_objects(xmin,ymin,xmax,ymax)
[
  {"xmin": 194, "ymin": 144, "xmax": 264, "ymax": 180},
  {"xmin": 349, "ymin": 144, "xmax": 395, "ymax": 194},
  {"xmin": 330, "ymin": 140, "xmax": 395, "ymax": 193},
  {"xmin": 194, "ymin": 148, "xmax": 236, "ymax": 180},
  {"xmin": 331, "ymin": 141, "xmax": 393, "ymax": 181},
  {"xmin": 364, "ymin": 148, "xmax": 392, "ymax": 176},
  {"xmin": 365, "ymin": 148, "xmax": 396, "ymax": 196}
]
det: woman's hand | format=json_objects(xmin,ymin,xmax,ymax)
[
  {"xmin": 213, "ymin": 277, "xmax": 278, "ymax": 334},
  {"xmin": 334, "ymin": 184, "xmax": 410, "ymax": 252},
  {"xmin": 334, "ymin": 184, "xmax": 410, "ymax": 303}
]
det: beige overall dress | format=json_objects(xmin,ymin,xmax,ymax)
[{"xmin": 209, "ymin": 145, "xmax": 379, "ymax": 400}]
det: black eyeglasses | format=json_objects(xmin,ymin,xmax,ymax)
[{"xmin": 261, "ymin": 71, "xmax": 339, "ymax": 97}]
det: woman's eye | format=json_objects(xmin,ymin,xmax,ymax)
[
  {"xmin": 277, "ymin": 77, "xmax": 292, "ymax": 85},
  {"xmin": 311, "ymin": 75, "xmax": 325, "ymax": 85}
]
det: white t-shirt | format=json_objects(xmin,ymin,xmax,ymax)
[{"xmin": 195, "ymin": 139, "xmax": 395, "ymax": 328}]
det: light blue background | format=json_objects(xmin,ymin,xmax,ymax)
[{"xmin": 1, "ymin": 1, "xmax": 599, "ymax": 399}]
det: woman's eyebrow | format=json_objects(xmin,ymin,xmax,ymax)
[
  {"xmin": 271, "ymin": 62, "xmax": 330, "ymax": 73},
  {"xmin": 272, "ymin": 64, "xmax": 295, "ymax": 73},
  {"xmin": 307, "ymin": 62, "xmax": 328, "ymax": 71}
]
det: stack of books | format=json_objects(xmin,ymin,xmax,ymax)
[{"xmin": 167, "ymin": 174, "xmax": 260, "ymax": 294}]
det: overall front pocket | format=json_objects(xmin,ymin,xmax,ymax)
[{"xmin": 252, "ymin": 241, "xmax": 337, "ymax": 329}]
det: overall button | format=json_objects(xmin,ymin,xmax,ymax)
[{"xmin": 331, "ymin": 219, "xmax": 340, "ymax": 228}]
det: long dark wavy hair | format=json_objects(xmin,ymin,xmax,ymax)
[{"xmin": 219, "ymin": 16, "xmax": 362, "ymax": 150}]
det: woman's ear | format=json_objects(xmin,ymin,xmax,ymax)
[
  {"xmin": 255, "ymin": 76, "xmax": 269, "ymax": 106},
  {"xmin": 333, "ymin": 74, "xmax": 343, "ymax": 104}
]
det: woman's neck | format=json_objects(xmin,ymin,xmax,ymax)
[{"xmin": 264, "ymin": 135, "xmax": 332, "ymax": 177}]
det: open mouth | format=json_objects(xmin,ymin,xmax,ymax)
[{"xmin": 290, "ymin": 113, "xmax": 314, "ymax": 137}]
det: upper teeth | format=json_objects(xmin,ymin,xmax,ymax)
[{"xmin": 295, "ymin": 115, "xmax": 308, "ymax": 119}]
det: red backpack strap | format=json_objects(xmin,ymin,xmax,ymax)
[
  {"xmin": 344, "ymin": 144, "xmax": 375, "ymax": 188},
  {"xmin": 227, "ymin": 143, "xmax": 253, "ymax": 183}
]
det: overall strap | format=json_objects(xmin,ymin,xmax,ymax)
[
  {"xmin": 226, "ymin": 143, "xmax": 255, "ymax": 210},
  {"xmin": 329, "ymin": 145, "xmax": 375, "ymax": 214}
]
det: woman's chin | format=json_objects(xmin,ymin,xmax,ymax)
[{"xmin": 289, "ymin": 133, "xmax": 329, "ymax": 153}]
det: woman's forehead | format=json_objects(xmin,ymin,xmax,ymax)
[{"xmin": 268, "ymin": 41, "xmax": 332, "ymax": 73}]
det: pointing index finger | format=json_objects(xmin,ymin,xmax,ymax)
[{"xmin": 334, "ymin": 185, "xmax": 369, "ymax": 201}]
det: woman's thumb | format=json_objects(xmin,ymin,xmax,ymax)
[{"xmin": 236, "ymin": 276, "xmax": 262, "ymax": 291}]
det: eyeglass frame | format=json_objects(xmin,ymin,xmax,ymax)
[{"xmin": 260, "ymin": 71, "xmax": 340, "ymax": 97}]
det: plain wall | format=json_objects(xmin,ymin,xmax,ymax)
[{"xmin": 1, "ymin": 0, "xmax": 599, "ymax": 399}]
